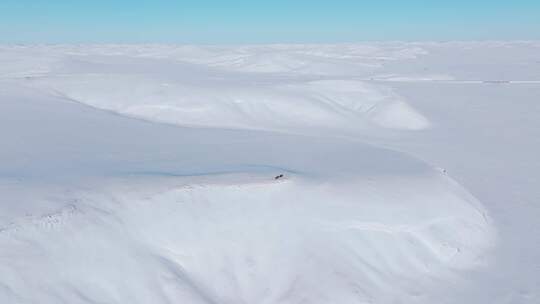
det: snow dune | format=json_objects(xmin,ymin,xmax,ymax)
[
  {"xmin": 2, "ymin": 42, "xmax": 535, "ymax": 303},
  {"xmin": 27, "ymin": 55, "xmax": 430, "ymax": 132},
  {"xmin": 0, "ymin": 174, "xmax": 493, "ymax": 303}
]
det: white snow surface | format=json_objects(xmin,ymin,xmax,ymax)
[{"xmin": 1, "ymin": 42, "xmax": 539, "ymax": 303}]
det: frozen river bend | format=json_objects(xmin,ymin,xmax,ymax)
[{"xmin": 1, "ymin": 42, "xmax": 539, "ymax": 303}]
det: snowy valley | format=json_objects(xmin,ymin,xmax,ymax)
[{"xmin": 1, "ymin": 42, "xmax": 539, "ymax": 303}]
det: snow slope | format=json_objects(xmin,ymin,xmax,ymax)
[
  {"xmin": 1, "ymin": 42, "xmax": 539, "ymax": 303},
  {"xmin": 24, "ymin": 54, "xmax": 429, "ymax": 132}
]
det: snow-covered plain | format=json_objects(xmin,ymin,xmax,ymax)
[{"xmin": 1, "ymin": 42, "xmax": 539, "ymax": 303}]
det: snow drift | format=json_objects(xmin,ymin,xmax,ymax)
[{"xmin": 27, "ymin": 55, "xmax": 430, "ymax": 132}]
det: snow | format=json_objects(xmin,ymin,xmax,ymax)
[{"xmin": 1, "ymin": 42, "xmax": 539, "ymax": 303}]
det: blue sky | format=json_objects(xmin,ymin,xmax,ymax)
[{"xmin": 1, "ymin": 0, "xmax": 539, "ymax": 43}]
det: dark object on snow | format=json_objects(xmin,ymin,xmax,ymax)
[{"xmin": 274, "ymin": 174, "xmax": 284, "ymax": 180}]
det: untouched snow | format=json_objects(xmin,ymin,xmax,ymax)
[{"xmin": 1, "ymin": 42, "xmax": 539, "ymax": 303}]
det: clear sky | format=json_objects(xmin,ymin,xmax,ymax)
[{"xmin": 1, "ymin": 0, "xmax": 539, "ymax": 43}]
